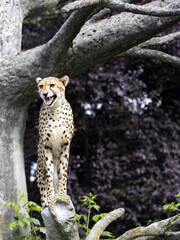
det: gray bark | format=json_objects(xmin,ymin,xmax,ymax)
[
  {"xmin": 0, "ymin": 0, "xmax": 180, "ymax": 239},
  {"xmin": 41, "ymin": 198, "xmax": 80, "ymax": 240},
  {"xmin": 0, "ymin": 104, "xmax": 28, "ymax": 240},
  {"xmin": 116, "ymin": 215, "xmax": 180, "ymax": 240}
]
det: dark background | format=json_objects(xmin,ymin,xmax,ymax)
[{"xmin": 23, "ymin": 1, "xmax": 180, "ymax": 237}]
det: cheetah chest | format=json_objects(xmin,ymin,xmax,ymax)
[{"xmin": 45, "ymin": 123, "xmax": 66, "ymax": 157}]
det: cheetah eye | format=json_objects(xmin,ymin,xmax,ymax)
[
  {"xmin": 50, "ymin": 84, "xmax": 55, "ymax": 88},
  {"xmin": 39, "ymin": 85, "xmax": 43, "ymax": 89}
]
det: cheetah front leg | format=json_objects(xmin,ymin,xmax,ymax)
[
  {"xmin": 44, "ymin": 147, "xmax": 55, "ymax": 205},
  {"xmin": 37, "ymin": 142, "xmax": 48, "ymax": 208},
  {"xmin": 58, "ymin": 143, "xmax": 70, "ymax": 195},
  {"xmin": 36, "ymin": 162, "xmax": 48, "ymax": 208}
]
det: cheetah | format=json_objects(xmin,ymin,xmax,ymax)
[{"xmin": 36, "ymin": 76, "xmax": 74, "ymax": 208}]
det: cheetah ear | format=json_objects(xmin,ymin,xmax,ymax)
[
  {"xmin": 36, "ymin": 77, "xmax": 42, "ymax": 84},
  {"xmin": 60, "ymin": 75, "xmax": 69, "ymax": 87}
]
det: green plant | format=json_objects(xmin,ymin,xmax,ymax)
[
  {"xmin": 5, "ymin": 192, "xmax": 45, "ymax": 240},
  {"xmin": 145, "ymin": 219, "xmax": 156, "ymax": 226},
  {"xmin": 76, "ymin": 193, "xmax": 115, "ymax": 240},
  {"xmin": 162, "ymin": 192, "xmax": 180, "ymax": 227}
]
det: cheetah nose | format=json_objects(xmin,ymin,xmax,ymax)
[{"xmin": 43, "ymin": 92, "xmax": 48, "ymax": 98}]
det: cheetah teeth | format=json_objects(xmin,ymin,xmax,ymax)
[{"xmin": 45, "ymin": 96, "xmax": 56, "ymax": 106}]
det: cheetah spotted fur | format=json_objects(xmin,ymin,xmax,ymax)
[{"xmin": 36, "ymin": 76, "xmax": 74, "ymax": 208}]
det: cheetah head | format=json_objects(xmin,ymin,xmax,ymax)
[{"xmin": 36, "ymin": 76, "xmax": 69, "ymax": 107}]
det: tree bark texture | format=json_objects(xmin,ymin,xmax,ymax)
[
  {"xmin": 41, "ymin": 198, "xmax": 80, "ymax": 240},
  {"xmin": 0, "ymin": 104, "xmax": 28, "ymax": 240},
  {"xmin": 0, "ymin": 0, "xmax": 180, "ymax": 239}
]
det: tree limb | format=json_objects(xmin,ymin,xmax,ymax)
[
  {"xmin": 23, "ymin": 0, "xmax": 59, "ymax": 17},
  {"xmin": 4, "ymin": 0, "xmax": 179, "ymax": 103},
  {"xmin": 62, "ymin": 0, "xmax": 180, "ymax": 17},
  {"xmin": 116, "ymin": 225, "xmax": 164, "ymax": 240},
  {"xmin": 121, "ymin": 48, "xmax": 180, "ymax": 67},
  {"xmin": 140, "ymin": 32, "xmax": 180, "ymax": 48},
  {"xmin": 44, "ymin": 6, "xmax": 96, "ymax": 60},
  {"xmin": 116, "ymin": 215, "xmax": 180, "ymax": 240},
  {"xmin": 86, "ymin": 208, "xmax": 125, "ymax": 240}
]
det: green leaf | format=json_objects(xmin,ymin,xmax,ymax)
[
  {"xmin": 22, "ymin": 218, "xmax": 31, "ymax": 226},
  {"xmin": 29, "ymin": 226, "xmax": 40, "ymax": 235},
  {"xmin": 76, "ymin": 214, "xmax": 82, "ymax": 222},
  {"xmin": 19, "ymin": 236, "xmax": 26, "ymax": 240},
  {"xmin": 99, "ymin": 213, "xmax": 107, "ymax": 218},
  {"xmin": 30, "ymin": 218, "xmax": 41, "ymax": 226},
  {"xmin": 101, "ymin": 231, "xmax": 115, "ymax": 237},
  {"xmin": 39, "ymin": 227, "xmax": 46, "ymax": 234},
  {"xmin": 78, "ymin": 224, "xmax": 90, "ymax": 231},
  {"xmin": 24, "ymin": 236, "xmax": 33, "ymax": 240},
  {"xmin": 167, "ymin": 215, "xmax": 180, "ymax": 227},
  {"xmin": 163, "ymin": 204, "xmax": 171, "ymax": 211},
  {"xmin": 5, "ymin": 202, "xmax": 14, "ymax": 207},
  {"xmin": 82, "ymin": 215, "xmax": 87, "ymax": 221},
  {"xmin": 13, "ymin": 203, "xmax": 21, "ymax": 214},
  {"xmin": 8, "ymin": 221, "xmax": 18, "ymax": 230},
  {"xmin": 30, "ymin": 205, "xmax": 42, "ymax": 212},
  {"xmin": 5, "ymin": 202, "xmax": 20, "ymax": 214},
  {"xmin": 76, "ymin": 214, "xmax": 87, "ymax": 222},
  {"xmin": 26, "ymin": 201, "xmax": 42, "ymax": 214},
  {"xmin": 163, "ymin": 203, "xmax": 179, "ymax": 212},
  {"xmin": 18, "ymin": 221, "xmax": 26, "ymax": 228},
  {"xmin": 19, "ymin": 192, "xmax": 28, "ymax": 201},
  {"xmin": 176, "ymin": 193, "xmax": 180, "ymax": 198},
  {"xmin": 92, "ymin": 204, "xmax": 100, "ymax": 211},
  {"xmin": 92, "ymin": 215, "xmax": 100, "ymax": 222},
  {"xmin": 29, "ymin": 235, "xmax": 36, "ymax": 240}
]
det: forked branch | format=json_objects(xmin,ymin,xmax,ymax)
[
  {"xmin": 44, "ymin": 6, "xmax": 95, "ymax": 60},
  {"xmin": 118, "ymin": 31, "xmax": 180, "ymax": 67},
  {"xmin": 62, "ymin": 0, "xmax": 180, "ymax": 17}
]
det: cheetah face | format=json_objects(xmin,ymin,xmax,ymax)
[{"xmin": 36, "ymin": 76, "xmax": 69, "ymax": 107}]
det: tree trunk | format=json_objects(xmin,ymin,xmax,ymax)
[{"xmin": 0, "ymin": 103, "xmax": 28, "ymax": 240}]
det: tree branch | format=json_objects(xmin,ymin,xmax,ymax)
[
  {"xmin": 116, "ymin": 215, "xmax": 180, "ymax": 240},
  {"xmin": 86, "ymin": 208, "xmax": 125, "ymax": 240},
  {"xmin": 23, "ymin": 0, "xmax": 59, "ymax": 17},
  {"xmin": 6, "ymin": 0, "xmax": 179, "ymax": 103},
  {"xmin": 116, "ymin": 225, "xmax": 164, "ymax": 240},
  {"xmin": 62, "ymin": 0, "xmax": 180, "ymax": 17},
  {"xmin": 139, "ymin": 32, "xmax": 180, "ymax": 48},
  {"xmin": 44, "ymin": 6, "xmax": 95, "ymax": 60},
  {"xmin": 121, "ymin": 47, "xmax": 180, "ymax": 67}
]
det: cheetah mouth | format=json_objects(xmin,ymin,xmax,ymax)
[{"xmin": 45, "ymin": 95, "xmax": 57, "ymax": 106}]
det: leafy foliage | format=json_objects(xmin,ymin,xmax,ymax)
[
  {"xmin": 5, "ymin": 193, "xmax": 45, "ymax": 240},
  {"xmin": 76, "ymin": 193, "xmax": 115, "ymax": 239},
  {"xmin": 163, "ymin": 192, "xmax": 180, "ymax": 227}
]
